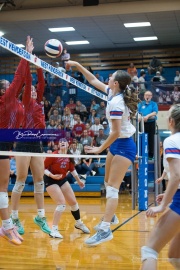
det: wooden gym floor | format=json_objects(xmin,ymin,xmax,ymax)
[{"xmin": 0, "ymin": 194, "xmax": 173, "ymax": 270}]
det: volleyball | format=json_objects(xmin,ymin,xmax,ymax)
[{"xmin": 44, "ymin": 39, "xmax": 63, "ymax": 58}]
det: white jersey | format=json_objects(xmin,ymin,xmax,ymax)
[
  {"xmin": 163, "ymin": 132, "xmax": 180, "ymax": 188},
  {"xmin": 105, "ymin": 87, "xmax": 136, "ymax": 138}
]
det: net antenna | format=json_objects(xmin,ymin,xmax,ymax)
[{"xmin": 0, "ymin": 0, "xmax": 16, "ymax": 10}]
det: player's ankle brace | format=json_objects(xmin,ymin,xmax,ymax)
[{"xmin": 141, "ymin": 246, "xmax": 158, "ymax": 262}]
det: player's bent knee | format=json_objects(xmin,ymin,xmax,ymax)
[
  {"xmin": 12, "ymin": 181, "xmax": 25, "ymax": 194},
  {"xmin": 169, "ymin": 258, "xmax": 180, "ymax": 270},
  {"xmin": 56, "ymin": 204, "xmax": 66, "ymax": 212},
  {"xmin": 0, "ymin": 192, "xmax": 9, "ymax": 209},
  {"xmin": 34, "ymin": 181, "xmax": 44, "ymax": 193},
  {"xmin": 106, "ymin": 186, "xmax": 119, "ymax": 199},
  {"xmin": 141, "ymin": 246, "xmax": 158, "ymax": 262}
]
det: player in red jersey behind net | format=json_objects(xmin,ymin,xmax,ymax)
[
  {"xmin": 44, "ymin": 138, "xmax": 90, "ymax": 238},
  {"xmin": 0, "ymin": 36, "xmax": 33, "ymax": 245}
]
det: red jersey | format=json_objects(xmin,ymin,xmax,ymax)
[
  {"xmin": 44, "ymin": 151, "xmax": 75, "ymax": 180},
  {"xmin": 22, "ymin": 65, "xmax": 45, "ymax": 129},
  {"xmin": 66, "ymin": 103, "xmax": 76, "ymax": 114},
  {"xmin": 87, "ymin": 129, "xmax": 94, "ymax": 138},
  {"xmin": 72, "ymin": 123, "xmax": 85, "ymax": 136},
  {"xmin": 0, "ymin": 59, "xmax": 27, "ymax": 128}
]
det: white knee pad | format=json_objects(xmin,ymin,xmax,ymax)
[
  {"xmin": 70, "ymin": 203, "xmax": 79, "ymax": 211},
  {"xmin": 12, "ymin": 181, "xmax": 25, "ymax": 194},
  {"xmin": 106, "ymin": 186, "xmax": 119, "ymax": 199},
  {"xmin": 34, "ymin": 181, "xmax": 44, "ymax": 193},
  {"xmin": 55, "ymin": 204, "xmax": 66, "ymax": 212},
  {"xmin": 0, "ymin": 192, "xmax": 9, "ymax": 209},
  {"xmin": 169, "ymin": 258, "xmax": 180, "ymax": 270},
  {"xmin": 141, "ymin": 246, "xmax": 158, "ymax": 262}
]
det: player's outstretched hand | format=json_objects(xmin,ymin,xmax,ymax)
[
  {"xmin": 26, "ymin": 36, "xmax": 34, "ymax": 54},
  {"xmin": 146, "ymin": 205, "xmax": 166, "ymax": 218},
  {"xmin": 85, "ymin": 146, "xmax": 101, "ymax": 154},
  {"xmin": 78, "ymin": 180, "xmax": 85, "ymax": 189}
]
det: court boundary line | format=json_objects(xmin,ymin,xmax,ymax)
[{"xmin": 112, "ymin": 203, "xmax": 154, "ymax": 233}]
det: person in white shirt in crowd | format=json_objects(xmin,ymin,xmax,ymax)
[
  {"xmin": 140, "ymin": 104, "xmax": 180, "ymax": 270},
  {"xmin": 61, "ymin": 48, "xmax": 71, "ymax": 69},
  {"xmin": 174, "ymin": 70, "xmax": 180, "ymax": 84},
  {"xmin": 138, "ymin": 70, "xmax": 146, "ymax": 95},
  {"xmin": 102, "ymin": 120, "xmax": 110, "ymax": 136},
  {"xmin": 90, "ymin": 117, "xmax": 103, "ymax": 137},
  {"xmin": 152, "ymin": 71, "xmax": 166, "ymax": 83}
]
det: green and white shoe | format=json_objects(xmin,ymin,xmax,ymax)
[{"xmin": 34, "ymin": 216, "xmax": 51, "ymax": 234}]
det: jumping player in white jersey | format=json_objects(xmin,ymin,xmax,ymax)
[
  {"xmin": 66, "ymin": 61, "xmax": 140, "ymax": 246},
  {"xmin": 141, "ymin": 104, "xmax": 180, "ymax": 270}
]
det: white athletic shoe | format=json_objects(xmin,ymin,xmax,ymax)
[
  {"xmin": 91, "ymin": 170, "xmax": 96, "ymax": 176},
  {"xmin": 75, "ymin": 222, "xmax": 90, "ymax": 234},
  {"xmin": 49, "ymin": 230, "xmax": 63, "ymax": 239}
]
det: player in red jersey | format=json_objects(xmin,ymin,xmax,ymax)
[
  {"xmin": 44, "ymin": 138, "xmax": 90, "ymax": 238},
  {"xmin": 10, "ymin": 54, "xmax": 51, "ymax": 236},
  {"xmin": 0, "ymin": 36, "xmax": 33, "ymax": 245}
]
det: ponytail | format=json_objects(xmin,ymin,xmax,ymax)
[{"xmin": 123, "ymin": 86, "xmax": 141, "ymax": 117}]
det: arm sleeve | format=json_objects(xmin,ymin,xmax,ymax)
[
  {"xmin": 22, "ymin": 63, "xmax": 32, "ymax": 107},
  {"xmin": 109, "ymin": 99, "xmax": 124, "ymax": 120},
  {"xmin": 5, "ymin": 59, "xmax": 28, "ymax": 100},
  {"xmin": 36, "ymin": 68, "xmax": 45, "ymax": 103},
  {"xmin": 164, "ymin": 137, "xmax": 180, "ymax": 160}
]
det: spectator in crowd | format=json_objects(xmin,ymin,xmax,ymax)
[
  {"xmin": 52, "ymin": 96, "xmax": 64, "ymax": 113},
  {"xmin": 88, "ymin": 109, "xmax": 97, "ymax": 125},
  {"xmin": 66, "ymin": 98, "xmax": 76, "ymax": 115},
  {"xmin": 71, "ymin": 113, "xmax": 79, "ymax": 129},
  {"xmin": 102, "ymin": 120, "xmax": 110, "ymax": 136},
  {"xmin": 75, "ymin": 145, "xmax": 97, "ymax": 180},
  {"xmin": 105, "ymin": 74, "xmax": 112, "ymax": 84},
  {"xmin": 138, "ymin": 91, "xmax": 158, "ymax": 159},
  {"xmin": 50, "ymin": 76, "xmax": 63, "ymax": 96},
  {"xmin": 61, "ymin": 48, "xmax": 71, "ymax": 69},
  {"xmin": 90, "ymin": 99, "xmax": 100, "ymax": 112},
  {"xmin": 95, "ymin": 73, "xmax": 104, "ymax": 83},
  {"xmin": 131, "ymin": 70, "xmax": 139, "ymax": 88},
  {"xmin": 72, "ymin": 116, "xmax": 85, "ymax": 141},
  {"xmin": 166, "ymin": 91, "xmax": 172, "ymax": 104},
  {"xmin": 72, "ymin": 138, "xmax": 83, "ymax": 153},
  {"xmin": 152, "ymin": 71, "xmax": 166, "ymax": 83},
  {"xmin": 148, "ymin": 56, "xmax": 163, "ymax": 74},
  {"xmin": 96, "ymin": 101, "xmax": 106, "ymax": 121},
  {"xmin": 44, "ymin": 100, "xmax": 51, "ymax": 122},
  {"xmin": 127, "ymin": 63, "xmax": 137, "ymax": 77},
  {"xmin": 54, "ymin": 62, "xmax": 66, "ymax": 73},
  {"xmin": 47, "ymin": 119, "xmax": 57, "ymax": 129},
  {"xmin": 171, "ymin": 86, "xmax": 180, "ymax": 103},
  {"xmin": 138, "ymin": 70, "xmax": 146, "ymax": 95},
  {"xmin": 49, "ymin": 109, "xmax": 61, "ymax": 123},
  {"xmin": 80, "ymin": 130, "xmax": 93, "ymax": 147},
  {"xmin": 75, "ymin": 100, "xmax": 88, "ymax": 122},
  {"xmin": 10, "ymin": 157, "xmax": 17, "ymax": 184},
  {"xmin": 85, "ymin": 123, "xmax": 95, "ymax": 139},
  {"xmin": 62, "ymin": 107, "xmax": 74, "ymax": 128},
  {"xmin": 95, "ymin": 128, "xmax": 108, "ymax": 155},
  {"xmin": 158, "ymin": 91, "xmax": 166, "ymax": 104},
  {"xmin": 174, "ymin": 70, "xmax": 180, "ymax": 84},
  {"xmin": 76, "ymin": 71, "xmax": 84, "ymax": 83},
  {"xmin": 90, "ymin": 117, "xmax": 103, "ymax": 137}
]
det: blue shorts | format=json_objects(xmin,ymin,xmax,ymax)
[
  {"xmin": 109, "ymin": 137, "xmax": 136, "ymax": 163},
  {"xmin": 169, "ymin": 189, "xmax": 180, "ymax": 216}
]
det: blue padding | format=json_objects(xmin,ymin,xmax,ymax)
[
  {"xmin": 86, "ymin": 176, "xmax": 104, "ymax": 184},
  {"xmin": 97, "ymin": 167, "xmax": 105, "ymax": 176},
  {"xmin": 26, "ymin": 175, "xmax": 33, "ymax": 184}
]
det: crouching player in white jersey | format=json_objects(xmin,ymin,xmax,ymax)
[
  {"xmin": 141, "ymin": 104, "xmax": 180, "ymax": 270},
  {"xmin": 66, "ymin": 61, "xmax": 140, "ymax": 246}
]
